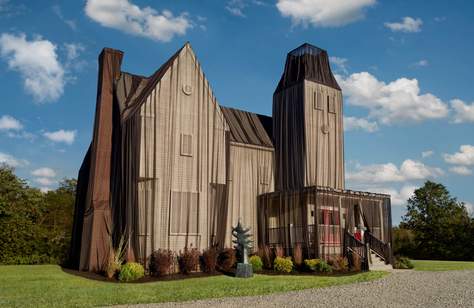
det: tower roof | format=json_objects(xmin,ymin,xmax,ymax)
[{"xmin": 275, "ymin": 43, "xmax": 341, "ymax": 93}]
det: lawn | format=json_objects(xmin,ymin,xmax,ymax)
[
  {"xmin": 412, "ymin": 260, "xmax": 474, "ymax": 271},
  {"xmin": 0, "ymin": 265, "xmax": 387, "ymax": 307}
]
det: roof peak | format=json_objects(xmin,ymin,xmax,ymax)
[{"xmin": 288, "ymin": 43, "xmax": 326, "ymax": 57}]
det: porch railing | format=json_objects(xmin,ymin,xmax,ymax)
[
  {"xmin": 343, "ymin": 231, "xmax": 369, "ymax": 271},
  {"xmin": 364, "ymin": 231, "xmax": 392, "ymax": 264}
]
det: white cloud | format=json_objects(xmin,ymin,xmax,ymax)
[
  {"xmin": 31, "ymin": 167, "xmax": 56, "ymax": 178},
  {"xmin": 344, "ymin": 116, "xmax": 378, "ymax": 133},
  {"xmin": 443, "ymin": 145, "xmax": 474, "ymax": 166},
  {"xmin": 85, "ymin": 0, "xmax": 191, "ymax": 42},
  {"xmin": 39, "ymin": 187, "xmax": 52, "ymax": 193},
  {"xmin": 276, "ymin": 0, "xmax": 376, "ymax": 27},
  {"xmin": 35, "ymin": 177, "xmax": 55, "ymax": 186},
  {"xmin": 329, "ymin": 56, "xmax": 348, "ymax": 74},
  {"xmin": 52, "ymin": 5, "xmax": 77, "ymax": 31},
  {"xmin": 0, "ymin": 152, "xmax": 29, "ymax": 167},
  {"xmin": 451, "ymin": 99, "xmax": 474, "ymax": 123},
  {"xmin": 0, "ymin": 0, "xmax": 25, "ymax": 17},
  {"xmin": 421, "ymin": 150, "xmax": 434, "ymax": 158},
  {"xmin": 449, "ymin": 166, "xmax": 472, "ymax": 176},
  {"xmin": 43, "ymin": 129, "xmax": 76, "ymax": 145},
  {"xmin": 412, "ymin": 59, "xmax": 428, "ymax": 67},
  {"xmin": 347, "ymin": 159, "xmax": 443, "ymax": 184},
  {"xmin": 226, "ymin": 0, "xmax": 247, "ymax": 17},
  {"xmin": 384, "ymin": 17, "xmax": 422, "ymax": 33},
  {"xmin": 0, "ymin": 33, "xmax": 65, "ymax": 103},
  {"xmin": 64, "ymin": 43, "xmax": 84, "ymax": 62},
  {"xmin": 0, "ymin": 115, "xmax": 22, "ymax": 131},
  {"xmin": 464, "ymin": 202, "xmax": 473, "ymax": 216},
  {"xmin": 0, "ymin": 115, "xmax": 35, "ymax": 140},
  {"xmin": 369, "ymin": 185, "xmax": 416, "ymax": 206},
  {"xmin": 336, "ymin": 72, "xmax": 449, "ymax": 124}
]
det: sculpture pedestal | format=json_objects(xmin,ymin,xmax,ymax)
[{"xmin": 235, "ymin": 263, "xmax": 253, "ymax": 278}]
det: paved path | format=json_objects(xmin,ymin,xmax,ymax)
[{"xmin": 118, "ymin": 270, "xmax": 474, "ymax": 308}]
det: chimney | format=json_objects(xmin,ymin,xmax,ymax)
[{"xmin": 79, "ymin": 48, "xmax": 123, "ymax": 271}]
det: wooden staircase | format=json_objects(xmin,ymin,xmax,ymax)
[
  {"xmin": 365, "ymin": 231, "xmax": 393, "ymax": 271},
  {"xmin": 369, "ymin": 250, "xmax": 393, "ymax": 271}
]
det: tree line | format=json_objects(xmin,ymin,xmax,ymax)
[
  {"xmin": 0, "ymin": 165, "xmax": 76, "ymax": 264},
  {"xmin": 1, "ymin": 165, "xmax": 473, "ymax": 264}
]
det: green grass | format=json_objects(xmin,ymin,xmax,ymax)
[
  {"xmin": 412, "ymin": 260, "xmax": 474, "ymax": 271},
  {"xmin": 0, "ymin": 265, "xmax": 388, "ymax": 307}
]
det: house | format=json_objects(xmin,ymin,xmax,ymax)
[{"xmin": 70, "ymin": 42, "xmax": 393, "ymax": 272}]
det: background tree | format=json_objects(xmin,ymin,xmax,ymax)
[
  {"xmin": 0, "ymin": 165, "xmax": 76, "ymax": 264},
  {"xmin": 398, "ymin": 181, "xmax": 473, "ymax": 260}
]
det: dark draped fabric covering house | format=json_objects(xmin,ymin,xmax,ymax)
[{"xmin": 70, "ymin": 42, "xmax": 393, "ymax": 272}]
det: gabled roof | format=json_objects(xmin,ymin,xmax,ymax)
[
  {"xmin": 118, "ymin": 44, "xmax": 187, "ymax": 121},
  {"xmin": 275, "ymin": 42, "xmax": 341, "ymax": 93},
  {"xmin": 221, "ymin": 107, "xmax": 273, "ymax": 148}
]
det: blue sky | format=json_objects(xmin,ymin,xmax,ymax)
[{"xmin": 0, "ymin": 0, "xmax": 473, "ymax": 224}]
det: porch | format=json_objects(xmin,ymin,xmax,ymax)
[{"xmin": 257, "ymin": 186, "xmax": 393, "ymax": 267}]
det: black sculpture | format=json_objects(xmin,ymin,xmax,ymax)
[{"xmin": 232, "ymin": 220, "xmax": 253, "ymax": 278}]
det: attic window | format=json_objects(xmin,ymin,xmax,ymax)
[
  {"xmin": 314, "ymin": 92, "xmax": 323, "ymax": 110},
  {"xmin": 180, "ymin": 134, "xmax": 193, "ymax": 157},
  {"xmin": 328, "ymin": 95, "xmax": 336, "ymax": 114}
]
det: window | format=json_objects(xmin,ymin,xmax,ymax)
[
  {"xmin": 319, "ymin": 209, "xmax": 340, "ymax": 225},
  {"xmin": 180, "ymin": 133, "xmax": 193, "ymax": 156},
  {"xmin": 328, "ymin": 95, "xmax": 336, "ymax": 114},
  {"xmin": 314, "ymin": 92, "xmax": 323, "ymax": 110},
  {"xmin": 170, "ymin": 191, "xmax": 199, "ymax": 234}
]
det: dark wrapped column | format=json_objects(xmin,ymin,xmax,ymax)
[{"xmin": 78, "ymin": 48, "xmax": 124, "ymax": 271}]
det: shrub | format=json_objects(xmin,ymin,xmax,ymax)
[
  {"xmin": 149, "ymin": 249, "xmax": 176, "ymax": 276},
  {"xmin": 275, "ymin": 245, "xmax": 284, "ymax": 258},
  {"xmin": 274, "ymin": 256, "xmax": 293, "ymax": 273},
  {"xmin": 201, "ymin": 247, "xmax": 218, "ymax": 273},
  {"xmin": 304, "ymin": 258, "xmax": 321, "ymax": 271},
  {"xmin": 304, "ymin": 258, "xmax": 332, "ymax": 273},
  {"xmin": 258, "ymin": 245, "xmax": 273, "ymax": 269},
  {"xmin": 393, "ymin": 256, "xmax": 414, "ymax": 269},
  {"xmin": 249, "ymin": 255, "xmax": 263, "ymax": 272},
  {"xmin": 178, "ymin": 247, "xmax": 200, "ymax": 274},
  {"xmin": 328, "ymin": 256, "xmax": 349, "ymax": 272},
  {"xmin": 217, "ymin": 248, "xmax": 236, "ymax": 272},
  {"xmin": 351, "ymin": 252, "xmax": 362, "ymax": 272},
  {"xmin": 318, "ymin": 260, "xmax": 333, "ymax": 273},
  {"xmin": 292, "ymin": 244, "xmax": 303, "ymax": 268},
  {"xmin": 105, "ymin": 235, "xmax": 126, "ymax": 279},
  {"xmin": 105, "ymin": 260, "xmax": 120, "ymax": 279},
  {"xmin": 118, "ymin": 262, "xmax": 144, "ymax": 282}
]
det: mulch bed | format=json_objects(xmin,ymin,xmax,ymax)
[
  {"xmin": 62, "ymin": 267, "xmax": 361, "ymax": 283},
  {"xmin": 62, "ymin": 267, "xmax": 223, "ymax": 283}
]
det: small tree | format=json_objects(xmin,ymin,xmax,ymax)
[{"xmin": 400, "ymin": 181, "xmax": 472, "ymax": 260}]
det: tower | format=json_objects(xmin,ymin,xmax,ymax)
[{"xmin": 273, "ymin": 43, "xmax": 344, "ymax": 191}]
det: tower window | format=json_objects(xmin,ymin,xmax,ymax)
[
  {"xmin": 328, "ymin": 95, "xmax": 336, "ymax": 113},
  {"xmin": 180, "ymin": 133, "xmax": 193, "ymax": 156},
  {"xmin": 314, "ymin": 92, "xmax": 323, "ymax": 110}
]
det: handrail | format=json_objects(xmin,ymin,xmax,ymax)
[
  {"xmin": 365, "ymin": 231, "xmax": 391, "ymax": 264},
  {"xmin": 343, "ymin": 231, "xmax": 369, "ymax": 271}
]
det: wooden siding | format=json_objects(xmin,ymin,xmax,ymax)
[
  {"xmin": 224, "ymin": 142, "xmax": 275, "ymax": 249},
  {"xmin": 134, "ymin": 44, "xmax": 228, "ymax": 259}
]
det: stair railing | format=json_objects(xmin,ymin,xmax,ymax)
[
  {"xmin": 364, "ymin": 231, "xmax": 392, "ymax": 265},
  {"xmin": 343, "ymin": 231, "xmax": 369, "ymax": 271}
]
